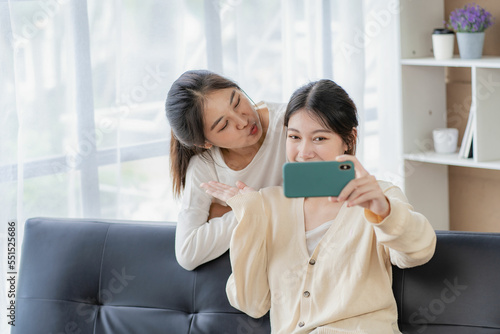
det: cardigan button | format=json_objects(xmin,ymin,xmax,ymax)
[
  {"xmin": 298, "ymin": 321, "xmax": 305, "ymax": 327},
  {"xmin": 309, "ymin": 259, "xmax": 316, "ymax": 265},
  {"xmin": 303, "ymin": 291, "xmax": 310, "ymax": 298}
]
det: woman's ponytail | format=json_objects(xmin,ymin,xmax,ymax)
[{"xmin": 170, "ymin": 132, "xmax": 205, "ymax": 197}]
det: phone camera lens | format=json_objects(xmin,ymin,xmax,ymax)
[{"xmin": 340, "ymin": 164, "xmax": 351, "ymax": 170}]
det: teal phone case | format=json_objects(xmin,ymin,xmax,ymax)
[{"xmin": 283, "ymin": 161, "xmax": 355, "ymax": 198}]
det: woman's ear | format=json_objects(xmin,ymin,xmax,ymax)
[
  {"xmin": 345, "ymin": 128, "xmax": 358, "ymax": 154},
  {"xmin": 351, "ymin": 127, "xmax": 358, "ymax": 141},
  {"xmin": 197, "ymin": 142, "xmax": 213, "ymax": 149}
]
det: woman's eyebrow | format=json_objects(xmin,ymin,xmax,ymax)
[
  {"xmin": 312, "ymin": 129, "xmax": 332, "ymax": 134},
  {"xmin": 287, "ymin": 128, "xmax": 331, "ymax": 134},
  {"xmin": 210, "ymin": 90, "xmax": 237, "ymax": 131},
  {"xmin": 210, "ymin": 116, "xmax": 224, "ymax": 131},
  {"xmin": 229, "ymin": 90, "xmax": 236, "ymax": 105}
]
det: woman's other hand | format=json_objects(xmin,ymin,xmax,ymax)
[
  {"xmin": 208, "ymin": 202, "xmax": 233, "ymax": 220},
  {"xmin": 331, "ymin": 155, "xmax": 390, "ymax": 220},
  {"xmin": 201, "ymin": 180, "xmax": 256, "ymax": 203}
]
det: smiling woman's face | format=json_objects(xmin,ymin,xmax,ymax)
[
  {"xmin": 286, "ymin": 109, "xmax": 348, "ymax": 163},
  {"xmin": 202, "ymin": 88, "xmax": 263, "ymax": 149}
]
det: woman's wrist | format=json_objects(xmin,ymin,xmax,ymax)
[{"xmin": 365, "ymin": 197, "xmax": 391, "ymax": 224}]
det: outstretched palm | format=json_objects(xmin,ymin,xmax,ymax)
[{"xmin": 200, "ymin": 180, "xmax": 255, "ymax": 203}]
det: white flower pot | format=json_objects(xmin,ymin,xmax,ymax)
[{"xmin": 456, "ymin": 32, "xmax": 485, "ymax": 59}]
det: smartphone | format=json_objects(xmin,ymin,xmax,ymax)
[{"xmin": 283, "ymin": 161, "xmax": 355, "ymax": 198}]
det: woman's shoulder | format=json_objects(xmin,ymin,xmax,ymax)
[
  {"xmin": 186, "ymin": 151, "xmax": 219, "ymax": 177},
  {"xmin": 258, "ymin": 101, "xmax": 287, "ymax": 132},
  {"xmin": 262, "ymin": 101, "xmax": 287, "ymax": 118},
  {"xmin": 187, "ymin": 152, "xmax": 213, "ymax": 167}
]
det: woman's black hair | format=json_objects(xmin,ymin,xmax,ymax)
[
  {"xmin": 284, "ymin": 79, "xmax": 359, "ymax": 154},
  {"xmin": 166, "ymin": 70, "xmax": 240, "ymax": 196}
]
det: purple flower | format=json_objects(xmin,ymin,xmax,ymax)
[{"xmin": 445, "ymin": 3, "xmax": 494, "ymax": 32}]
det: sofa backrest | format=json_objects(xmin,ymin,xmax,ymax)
[
  {"xmin": 13, "ymin": 218, "xmax": 270, "ymax": 334},
  {"xmin": 13, "ymin": 218, "xmax": 500, "ymax": 334}
]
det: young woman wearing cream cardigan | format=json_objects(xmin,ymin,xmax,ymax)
[{"xmin": 201, "ymin": 79, "xmax": 436, "ymax": 334}]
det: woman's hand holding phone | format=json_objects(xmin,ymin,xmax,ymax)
[
  {"xmin": 333, "ymin": 155, "xmax": 390, "ymax": 220},
  {"xmin": 201, "ymin": 180, "xmax": 256, "ymax": 203}
]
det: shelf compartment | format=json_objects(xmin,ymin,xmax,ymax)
[{"xmin": 403, "ymin": 161, "xmax": 449, "ymax": 231}]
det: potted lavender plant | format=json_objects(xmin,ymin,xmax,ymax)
[{"xmin": 446, "ymin": 4, "xmax": 494, "ymax": 59}]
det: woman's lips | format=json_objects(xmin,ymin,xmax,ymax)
[{"xmin": 250, "ymin": 124, "xmax": 258, "ymax": 135}]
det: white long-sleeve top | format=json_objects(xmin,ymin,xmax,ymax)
[
  {"xmin": 225, "ymin": 182, "xmax": 437, "ymax": 334},
  {"xmin": 175, "ymin": 102, "xmax": 287, "ymax": 270}
]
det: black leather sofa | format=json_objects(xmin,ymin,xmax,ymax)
[{"xmin": 12, "ymin": 217, "xmax": 500, "ymax": 334}]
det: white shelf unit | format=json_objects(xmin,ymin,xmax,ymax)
[{"xmin": 399, "ymin": 0, "xmax": 500, "ymax": 230}]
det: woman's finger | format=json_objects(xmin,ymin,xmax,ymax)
[
  {"xmin": 200, "ymin": 181, "xmax": 239, "ymax": 202},
  {"xmin": 346, "ymin": 189, "xmax": 380, "ymax": 208},
  {"xmin": 336, "ymin": 155, "xmax": 369, "ymax": 178},
  {"xmin": 235, "ymin": 180, "xmax": 256, "ymax": 194},
  {"xmin": 207, "ymin": 181, "xmax": 238, "ymax": 194},
  {"xmin": 201, "ymin": 180, "xmax": 256, "ymax": 201},
  {"xmin": 337, "ymin": 175, "xmax": 374, "ymax": 202},
  {"xmin": 235, "ymin": 180, "xmax": 247, "ymax": 189}
]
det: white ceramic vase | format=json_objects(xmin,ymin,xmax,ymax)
[{"xmin": 433, "ymin": 128, "xmax": 458, "ymax": 154}]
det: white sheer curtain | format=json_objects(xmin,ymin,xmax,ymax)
[{"xmin": 0, "ymin": 0, "xmax": 401, "ymax": 330}]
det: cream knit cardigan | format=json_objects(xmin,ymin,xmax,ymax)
[{"xmin": 226, "ymin": 181, "xmax": 436, "ymax": 334}]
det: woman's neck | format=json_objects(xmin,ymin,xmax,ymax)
[
  {"xmin": 257, "ymin": 104, "xmax": 270, "ymax": 133},
  {"xmin": 221, "ymin": 144, "xmax": 261, "ymax": 170},
  {"xmin": 303, "ymin": 197, "xmax": 343, "ymax": 231}
]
